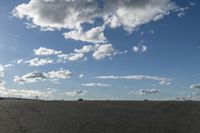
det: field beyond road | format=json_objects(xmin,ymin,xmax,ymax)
[{"xmin": 0, "ymin": 100, "xmax": 200, "ymax": 133}]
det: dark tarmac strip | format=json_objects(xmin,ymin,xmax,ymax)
[{"xmin": 0, "ymin": 100, "xmax": 200, "ymax": 133}]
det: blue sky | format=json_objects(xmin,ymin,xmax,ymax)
[{"xmin": 0, "ymin": 0, "xmax": 200, "ymax": 100}]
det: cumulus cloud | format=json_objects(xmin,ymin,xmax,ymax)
[
  {"xmin": 14, "ymin": 71, "xmax": 47, "ymax": 84},
  {"xmin": 64, "ymin": 26, "xmax": 107, "ymax": 43},
  {"xmin": 47, "ymin": 69, "xmax": 72, "ymax": 80},
  {"xmin": 74, "ymin": 45, "xmax": 93, "ymax": 53},
  {"xmin": 57, "ymin": 45, "xmax": 93, "ymax": 62},
  {"xmin": 57, "ymin": 44, "xmax": 115, "ymax": 61},
  {"xmin": 12, "ymin": 0, "xmax": 99, "ymax": 31},
  {"xmin": 34, "ymin": 47, "xmax": 62, "ymax": 56},
  {"xmin": 103, "ymin": 0, "xmax": 179, "ymax": 32},
  {"xmin": 14, "ymin": 69, "xmax": 72, "ymax": 84},
  {"xmin": 96, "ymin": 75, "xmax": 171, "ymax": 85},
  {"xmin": 92, "ymin": 44, "xmax": 115, "ymax": 60},
  {"xmin": 81, "ymin": 83, "xmax": 111, "ymax": 87},
  {"xmin": 24, "ymin": 58, "xmax": 54, "ymax": 66},
  {"xmin": 64, "ymin": 90, "xmax": 87, "ymax": 96},
  {"xmin": 13, "ymin": 0, "xmax": 183, "ymax": 40}
]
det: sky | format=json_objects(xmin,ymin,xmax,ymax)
[{"xmin": 0, "ymin": 0, "xmax": 200, "ymax": 100}]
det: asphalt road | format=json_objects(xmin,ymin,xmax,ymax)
[{"xmin": 0, "ymin": 100, "xmax": 200, "ymax": 133}]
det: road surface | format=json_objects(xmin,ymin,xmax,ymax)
[{"xmin": 0, "ymin": 100, "xmax": 199, "ymax": 133}]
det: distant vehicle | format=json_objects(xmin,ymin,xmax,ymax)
[
  {"xmin": 78, "ymin": 99, "xmax": 84, "ymax": 102},
  {"xmin": 0, "ymin": 97, "xmax": 4, "ymax": 100}
]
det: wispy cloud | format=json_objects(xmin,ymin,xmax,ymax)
[
  {"xmin": 64, "ymin": 90, "xmax": 87, "ymax": 96},
  {"xmin": 57, "ymin": 53, "xmax": 84, "ymax": 62},
  {"xmin": 81, "ymin": 83, "xmax": 111, "ymax": 87},
  {"xmin": 96, "ymin": 75, "xmax": 171, "ymax": 85},
  {"xmin": 0, "ymin": 79, "xmax": 54, "ymax": 99},
  {"xmin": 129, "ymin": 89, "xmax": 160, "ymax": 96}
]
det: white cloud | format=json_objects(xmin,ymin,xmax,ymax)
[
  {"xmin": 81, "ymin": 83, "xmax": 111, "ymax": 87},
  {"xmin": 78, "ymin": 74, "xmax": 84, "ymax": 78},
  {"xmin": 14, "ymin": 69, "xmax": 72, "ymax": 84},
  {"xmin": 150, "ymin": 30, "xmax": 155, "ymax": 34},
  {"xmin": 57, "ymin": 44, "xmax": 115, "ymax": 61},
  {"xmin": 190, "ymin": 2, "xmax": 196, "ymax": 6},
  {"xmin": 132, "ymin": 46, "xmax": 140, "ymax": 53},
  {"xmin": 34, "ymin": 47, "xmax": 62, "ymax": 56},
  {"xmin": 177, "ymin": 12, "xmax": 185, "ymax": 17},
  {"xmin": 12, "ymin": 0, "xmax": 99, "ymax": 31},
  {"xmin": 64, "ymin": 26, "xmax": 107, "ymax": 43},
  {"xmin": 0, "ymin": 79, "xmax": 53, "ymax": 99},
  {"xmin": 74, "ymin": 45, "xmax": 93, "ymax": 53},
  {"xmin": 67, "ymin": 53, "xmax": 85, "ymax": 61},
  {"xmin": 14, "ymin": 71, "xmax": 47, "ymax": 84},
  {"xmin": 176, "ymin": 84, "xmax": 200, "ymax": 101},
  {"xmin": 64, "ymin": 90, "xmax": 87, "ymax": 96},
  {"xmin": 0, "ymin": 64, "xmax": 15, "ymax": 78},
  {"xmin": 2, "ymin": 88, "xmax": 53, "ymax": 99},
  {"xmin": 13, "ymin": 0, "xmax": 182, "ymax": 39},
  {"xmin": 24, "ymin": 58, "xmax": 54, "ymax": 66},
  {"xmin": 57, "ymin": 53, "xmax": 84, "ymax": 62},
  {"xmin": 0, "ymin": 80, "xmax": 6, "ymax": 89},
  {"xmin": 132, "ymin": 89, "xmax": 160, "ymax": 95},
  {"xmin": 132, "ymin": 45, "xmax": 148, "ymax": 53},
  {"xmin": 57, "ymin": 45, "xmax": 93, "ymax": 62},
  {"xmin": 103, "ymin": 0, "xmax": 178, "ymax": 32},
  {"xmin": 96, "ymin": 75, "xmax": 171, "ymax": 85},
  {"xmin": 190, "ymin": 84, "xmax": 200, "ymax": 89},
  {"xmin": 7, "ymin": 89, "xmax": 51, "ymax": 98},
  {"xmin": 0, "ymin": 65, "xmax": 5, "ymax": 77},
  {"xmin": 47, "ymin": 69, "xmax": 72, "ymax": 80},
  {"xmin": 12, "ymin": 58, "xmax": 23, "ymax": 64},
  {"xmin": 17, "ymin": 59, "xmax": 24, "ymax": 64},
  {"xmin": 4, "ymin": 64, "xmax": 14, "ymax": 68},
  {"xmin": 117, "ymin": 50, "xmax": 129, "ymax": 55},
  {"xmin": 92, "ymin": 44, "xmax": 115, "ymax": 60}
]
